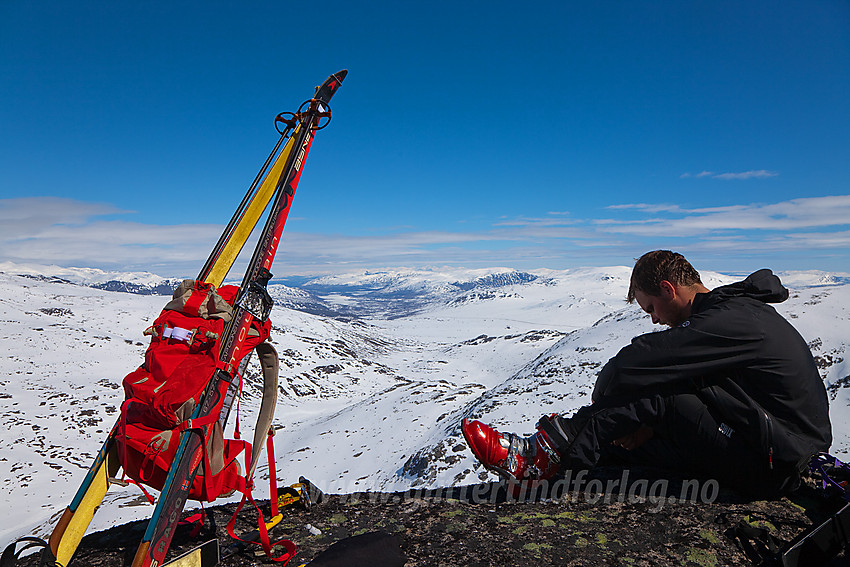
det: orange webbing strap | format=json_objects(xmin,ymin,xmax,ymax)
[
  {"xmin": 117, "ymin": 398, "xmax": 156, "ymax": 504},
  {"xmin": 225, "ymin": 430, "xmax": 294, "ymax": 563},
  {"xmin": 178, "ymin": 509, "xmax": 207, "ymax": 539},
  {"xmin": 268, "ymin": 430, "xmax": 279, "ymax": 518}
]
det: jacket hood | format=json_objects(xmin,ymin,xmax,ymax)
[{"xmin": 711, "ymin": 269, "xmax": 789, "ymax": 304}]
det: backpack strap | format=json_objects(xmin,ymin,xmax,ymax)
[
  {"xmin": 226, "ymin": 434, "xmax": 296, "ymax": 564},
  {"xmin": 249, "ymin": 342, "xmax": 279, "ymax": 477},
  {"xmin": 224, "ymin": 342, "xmax": 293, "ymax": 562}
]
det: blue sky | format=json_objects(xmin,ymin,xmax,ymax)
[{"xmin": 1, "ymin": 1, "xmax": 848, "ymax": 277}]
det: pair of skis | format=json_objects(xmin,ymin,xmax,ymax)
[{"xmin": 32, "ymin": 70, "xmax": 347, "ymax": 567}]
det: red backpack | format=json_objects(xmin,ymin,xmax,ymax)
[{"xmin": 116, "ymin": 279, "xmax": 273, "ymax": 502}]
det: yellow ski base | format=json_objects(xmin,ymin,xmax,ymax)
[
  {"xmin": 205, "ymin": 126, "xmax": 300, "ymax": 288},
  {"xmin": 49, "ymin": 440, "xmax": 120, "ymax": 566}
]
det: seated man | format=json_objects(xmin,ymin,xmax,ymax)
[{"xmin": 463, "ymin": 250, "xmax": 832, "ymax": 496}]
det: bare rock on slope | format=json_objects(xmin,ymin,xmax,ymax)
[{"xmin": 15, "ymin": 467, "xmax": 850, "ymax": 567}]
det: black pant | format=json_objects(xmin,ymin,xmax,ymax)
[{"xmin": 546, "ymin": 393, "xmax": 795, "ymax": 496}]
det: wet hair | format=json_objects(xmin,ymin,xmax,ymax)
[{"xmin": 627, "ymin": 250, "xmax": 702, "ymax": 303}]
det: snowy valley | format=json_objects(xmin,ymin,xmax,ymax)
[{"xmin": 1, "ymin": 263, "xmax": 848, "ymax": 550}]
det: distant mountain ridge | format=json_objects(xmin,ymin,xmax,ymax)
[
  {"xmin": 6, "ymin": 261, "xmax": 847, "ymax": 317},
  {"xmin": 0, "ymin": 262, "xmax": 183, "ymax": 295},
  {"xmin": 1, "ymin": 262, "xmax": 554, "ymax": 318},
  {"xmin": 89, "ymin": 280, "xmax": 183, "ymax": 295},
  {"xmin": 1, "ymin": 261, "xmax": 848, "ymax": 551}
]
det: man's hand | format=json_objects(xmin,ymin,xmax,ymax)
[{"xmin": 613, "ymin": 426, "xmax": 654, "ymax": 451}]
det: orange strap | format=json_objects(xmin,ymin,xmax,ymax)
[
  {"xmin": 225, "ymin": 430, "xmax": 294, "ymax": 563},
  {"xmin": 268, "ymin": 430, "xmax": 279, "ymax": 517}
]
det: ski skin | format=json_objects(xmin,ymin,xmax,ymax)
[
  {"xmin": 132, "ymin": 69, "xmax": 347, "ymax": 567},
  {"xmin": 36, "ymin": 70, "xmax": 346, "ymax": 567}
]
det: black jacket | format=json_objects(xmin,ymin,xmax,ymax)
[{"xmin": 593, "ymin": 269, "xmax": 832, "ymax": 470}]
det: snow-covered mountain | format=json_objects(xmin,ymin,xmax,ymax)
[
  {"xmin": 1, "ymin": 263, "xmax": 848, "ymax": 550},
  {"xmin": 0, "ymin": 261, "xmax": 183, "ymax": 295}
]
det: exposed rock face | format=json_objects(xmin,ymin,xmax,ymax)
[{"xmin": 15, "ymin": 468, "xmax": 848, "ymax": 567}]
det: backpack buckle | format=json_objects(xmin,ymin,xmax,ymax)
[{"xmin": 163, "ymin": 326, "xmax": 196, "ymax": 344}]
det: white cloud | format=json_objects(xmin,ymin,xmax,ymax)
[
  {"xmin": 680, "ymin": 170, "xmax": 778, "ymax": 180},
  {"xmin": 600, "ymin": 195, "xmax": 850, "ymax": 236},
  {"xmin": 784, "ymin": 230, "xmax": 850, "ymax": 248},
  {"xmin": 606, "ymin": 203, "xmax": 684, "ymax": 213},
  {"xmin": 0, "ymin": 198, "xmax": 600, "ymax": 275},
  {"xmin": 0, "ymin": 197, "xmax": 222, "ymax": 274},
  {"xmin": 0, "ymin": 197, "xmax": 126, "ymax": 238},
  {"xmin": 493, "ymin": 216, "xmax": 581, "ymax": 228},
  {"xmin": 1, "ymin": 195, "xmax": 848, "ymax": 276},
  {"xmin": 713, "ymin": 170, "xmax": 778, "ymax": 180},
  {"xmin": 3, "ymin": 220, "xmax": 222, "ymax": 274}
]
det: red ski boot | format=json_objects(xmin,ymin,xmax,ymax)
[{"xmin": 462, "ymin": 418, "xmax": 561, "ymax": 492}]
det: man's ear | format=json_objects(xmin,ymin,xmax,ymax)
[{"xmin": 658, "ymin": 280, "xmax": 676, "ymax": 299}]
